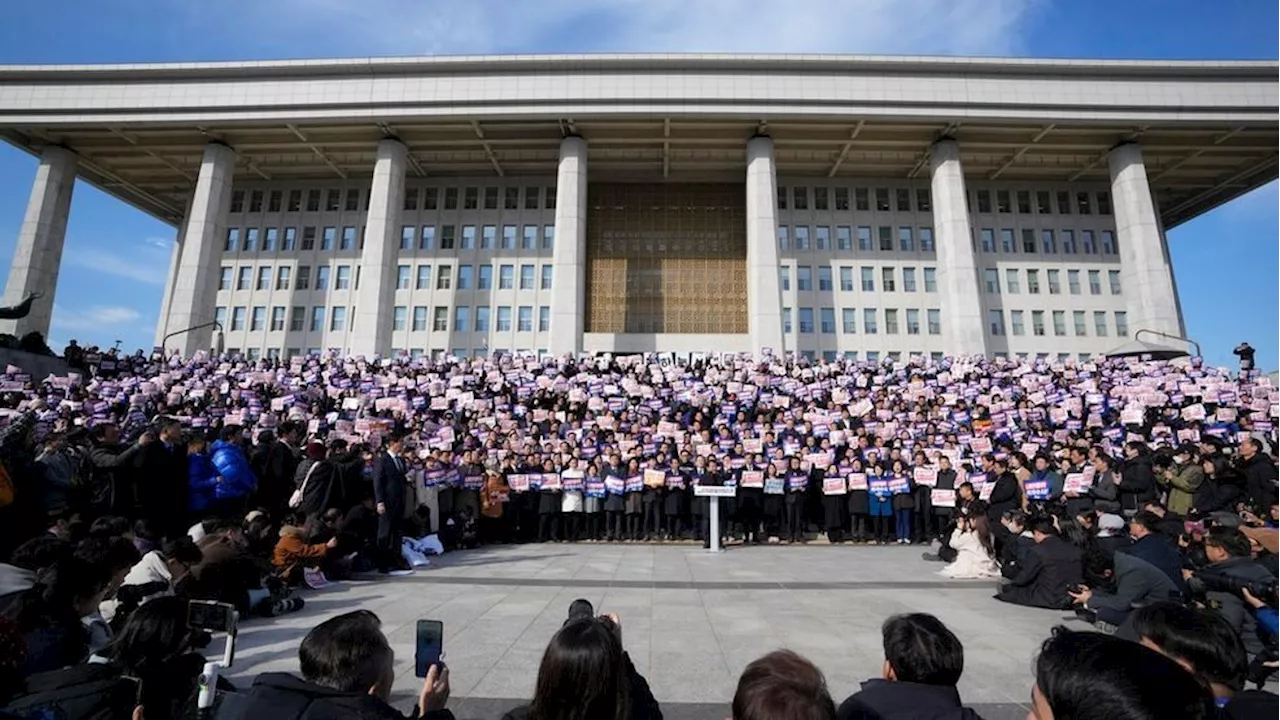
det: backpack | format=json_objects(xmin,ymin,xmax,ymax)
[{"xmin": 2, "ymin": 663, "xmax": 137, "ymax": 720}]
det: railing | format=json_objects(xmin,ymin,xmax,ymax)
[
  {"xmin": 162, "ymin": 321, "xmax": 225, "ymax": 356},
  {"xmin": 1135, "ymin": 328, "xmax": 1201, "ymax": 358}
]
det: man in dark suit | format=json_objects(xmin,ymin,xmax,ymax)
[
  {"xmin": 372, "ymin": 431, "xmax": 413, "ymax": 576},
  {"xmin": 136, "ymin": 418, "xmax": 189, "ymax": 539},
  {"xmin": 995, "ymin": 517, "xmax": 1082, "ymax": 609}
]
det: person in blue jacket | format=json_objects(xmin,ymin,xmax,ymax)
[
  {"xmin": 210, "ymin": 424, "xmax": 258, "ymax": 518},
  {"xmin": 868, "ymin": 461, "xmax": 894, "ymax": 545},
  {"xmin": 187, "ymin": 436, "xmax": 221, "ymax": 516}
]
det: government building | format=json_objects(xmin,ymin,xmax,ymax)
[{"xmin": 0, "ymin": 54, "xmax": 1275, "ymax": 361}]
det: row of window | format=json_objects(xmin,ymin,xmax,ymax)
[
  {"xmin": 976, "ymin": 228, "xmax": 1117, "ymax": 256},
  {"xmin": 214, "ymin": 304, "xmax": 552, "ymax": 335},
  {"xmin": 217, "ymin": 262, "xmax": 555, "ymax": 294},
  {"xmin": 780, "ymin": 266, "xmax": 938, "ymax": 293},
  {"xmin": 223, "ymin": 224, "xmax": 556, "ymax": 255},
  {"xmin": 228, "ymin": 185, "xmax": 558, "ymax": 215},
  {"xmin": 777, "ymin": 225, "xmax": 936, "ymax": 253},
  {"xmin": 780, "ymin": 307, "xmax": 942, "ymax": 336},
  {"xmin": 983, "ymin": 268, "xmax": 1120, "ymax": 296},
  {"xmin": 226, "ymin": 347, "xmax": 1101, "ymax": 364},
  {"xmin": 776, "ymin": 186, "xmax": 1113, "ymax": 218},
  {"xmin": 988, "ymin": 310, "xmax": 1129, "ymax": 338}
]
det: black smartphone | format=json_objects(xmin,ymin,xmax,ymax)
[
  {"xmin": 415, "ymin": 619, "xmax": 444, "ymax": 678},
  {"xmin": 187, "ymin": 600, "xmax": 236, "ymax": 633}
]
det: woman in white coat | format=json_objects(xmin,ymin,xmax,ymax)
[{"xmin": 938, "ymin": 511, "xmax": 1000, "ymax": 579}]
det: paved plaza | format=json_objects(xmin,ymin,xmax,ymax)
[{"xmin": 226, "ymin": 543, "xmax": 1074, "ymax": 719}]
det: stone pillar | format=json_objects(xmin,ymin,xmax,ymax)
[
  {"xmin": 928, "ymin": 139, "xmax": 987, "ymax": 357},
  {"xmin": 350, "ymin": 138, "xmax": 407, "ymax": 358},
  {"xmin": 165, "ymin": 143, "xmax": 236, "ymax": 357},
  {"xmin": 746, "ymin": 136, "xmax": 784, "ymax": 357},
  {"xmin": 152, "ymin": 200, "xmax": 192, "ymax": 350},
  {"xmin": 0, "ymin": 145, "xmax": 77, "ymax": 340},
  {"xmin": 547, "ymin": 136, "xmax": 588, "ymax": 357},
  {"xmin": 1109, "ymin": 143, "xmax": 1182, "ymax": 338}
]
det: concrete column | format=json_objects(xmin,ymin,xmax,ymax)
[
  {"xmin": 0, "ymin": 145, "xmax": 77, "ymax": 339},
  {"xmin": 165, "ymin": 143, "xmax": 236, "ymax": 357},
  {"xmin": 746, "ymin": 136, "xmax": 784, "ymax": 357},
  {"xmin": 350, "ymin": 138, "xmax": 407, "ymax": 358},
  {"xmin": 547, "ymin": 136, "xmax": 588, "ymax": 357},
  {"xmin": 152, "ymin": 199, "xmax": 192, "ymax": 350},
  {"xmin": 1109, "ymin": 143, "xmax": 1182, "ymax": 338},
  {"xmin": 928, "ymin": 139, "xmax": 987, "ymax": 357}
]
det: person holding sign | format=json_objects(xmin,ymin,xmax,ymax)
[
  {"xmin": 821, "ymin": 464, "xmax": 847, "ymax": 543},
  {"xmin": 910, "ymin": 451, "xmax": 937, "ymax": 545},
  {"xmin": 762, "ymin": 464, "xmax": 786, "ymax": 540},
  {"xmin": 867, "ymin": 463, "xmax": 894, "ymax": 545},
  {"xmin": 737, "ymin": 458, "xmax": 765, "ymax": 544},
  {"xmin": 537, "ymin": 458, "xmax": 562, "ymax": 543},
  {"xmin": 845, "ymin": 457, "xmax": 870, "ymax": 544},
  {"xmin": 582, "ymin": 462, "xmax": 604, "ymax": 542},
  {"xmin": 623, "ymin": 458, "xmax": 644, "ymax": 541},
  {"xmin": 889, "ymin": 459, "xmax": 915, "ymax": 545},
  {"xmin": 641, "ymin": 463, "xmax": 664, "ymax": 541},
  {"xmin": 560, "ymin": 459, "xmax": 585, "ymax": 543},
  {"xmin": 663, "ymin": 457, "xmax": 687, "ymax": 541},
  {"xmin": 603, "ymin": 456, "xmax": 626, "ymax": 541},
  {"xmin": 785, "ymin": 457, "xmax": 809, "ymax": 544},
  {"xmin": 930, "ymin": 456, "xmax": 960, "ymax": 531},
  {"xmin": 1025, "ymin": 455, "xmax": 1063, "ymax": 509}
]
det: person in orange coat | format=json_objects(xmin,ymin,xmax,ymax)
[
  {"xmin": 273, "ymin": 523, "xmax": 337, "ymax": 585},
  {"xmin": 480, "ymin": 470, "xmax": 509, "ymax": 545}
]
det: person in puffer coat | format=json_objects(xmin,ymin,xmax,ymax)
[
  {"xmin": 210, "ymin": 425, "xmax": 257, "ymax": 517},
  {"xmin": 187, "ymin": 437, "xmax": 221, "ymax": 517}
]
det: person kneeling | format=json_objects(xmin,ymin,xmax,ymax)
[{"xmin": 273, "ymin": 521, "xmax": 338, "ymax": 586}]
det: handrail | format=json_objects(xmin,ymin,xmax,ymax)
[
  {"xmin": 1135, "ymin": 328, "xmax": 1201, "ymax": 358},
  {"xmin": 162, "ymin": 321, "xmax": 224, "ymax": 355}
]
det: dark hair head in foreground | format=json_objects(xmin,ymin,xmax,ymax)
[
  {"xmin": 732, "ymin": 649, "xmax": 835, "ymax": 720},
  {"xmin": 299, "ymin": 610, "xmax": 393, "ymax": 697},
  {"xmin": 881, "ymin": 613, "xmax": 964, "ymax": 687},
  {"xmin": 529, "ymin": 615, "xmax": 629, "ymax": 720}
]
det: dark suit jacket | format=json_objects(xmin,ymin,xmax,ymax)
[
  {"xmin": 372, "ymin": 452, "xmax": 408, "ymax": 518},
  {"xmin": 996, "ymin": 535, "xmax": 1082, "ymax": 609},
  {"xmin": 1120, "ymin": 533, "xmax": 1187, "ymax": 593}
]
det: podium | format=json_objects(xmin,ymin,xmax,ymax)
[{"xmin": 694, "ymin": 485, "xmax": 736, "ymax": 552}]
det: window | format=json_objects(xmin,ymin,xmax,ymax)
[
  {"xmin": 926, "ymin": 309, "xmax": 941, "ymax": 335},
  {"xmin": 1005, "ymin": 269, "xmax": 1020, "ymax": 294},
  {"xmin": 881, "ymin": 267, "xmax": 896, "ymax": 292},
  {"xmin": 460, "ymin": 226, "xmax": 476, "ymax": 250},
  {"xmin": 219, "ymin": 267, "xmax": 233, "ymax": 291},
  {"xmin": 455, "ymin": 306, "xmax": 471, "ymax": 333},
  {"xmin": 1000, "ymin": 229, "xmax": 1016, "ymax": 253},
  {"xmin": 261, "ymin": 227, "xmax": 278, "ymax": 252},
  {"xmin": 309, "ymin": 306, "xmax": 325, "ymax": 333},
  {"xmin": 275, "ymin": 266, "xmax": 291, "ymax": 291},
  {"xmin": 537, "ymin": 306, "xmax": 550, "ymax": 332},
  {"xmin": 996, "ymin": 190, "xmax": 1011, "ymax": 214},
  {"xmin": 289, "ymin": 306, "xmax": 304, "ymax": 332},
  {"xmin": 984, "ymin": 268, "xmax": 1000, "ymax": 294},
  {"xmin": 1093, "ymin": 311, "xmax": 1108, "ymax": 336},
  {"xmin": 855, "ymin": 188, "xmax": 869, "ymax": 211},
  {"xmin": 1010, "ymin": 310, "xmax": 1025, "ymax": 336},
  {"xmin": 1073, "ymin": 310, "xmax": 1087, "ymax": 336},
  {"xmin": 794, "ymin": 227, "xmax": 810, "ymax": 250},
  {"xmin": 1106, "ymin": 269, "xmax": 1122, "ymax": 295},
  {"xmin": 403, "ymin": 188, "xmax": 420, "ymax": 211},
  {"xmin": 213, "ymin": 307, "xmax": 227, "ymax": 329},
  {"xmin": 243, "ymin": 305, "xmax": 262, "ymax": 332},
  {"xmin": 1041, "ymin": 230, "xmax": 1056, "ymax": 254},
  {"xmin": 336, "ymin": 226, "xmax": 354, "ymax": 251},
  {"xmin": 517, "ymin": 306, "xmax": 533, "ymax": 332},
  {"xmin": 875, "ymin": 188, "xmax": 890, "ymax": 211},
  {"xmin": 1052, "ymin": 311, "xmax": 1066, "ymax": 336},
  {"xmin": 390, "ymin": 306, "xmax": 407, "ymax": 332},
  {"xmin": 457, "ymin": 187, "xmax": 475, "ymax": 210},
  {"xmin": 1088, "ymin": 270, "xmax": 1101, "ymax": 295},
  {"xmin": 1036, "ymin": 191, "xmax": 1052, "ymax": 214},
  {"xmin": 793, "ymin": 187, "xmax": 809, "ymax": 210},
  {"xmin": 976, "ymin": 190, "xmax": 992, "ymax": 214},
  {"xmin": 815, "ymin": 226, "xmax": 830, "ymax": 250},
  {"xmin": 866, "ymin": 351, "xmax": 879, "ymax": 363},
  {"xmin": 495, "ymin": 186, "xmax": 515, "ymax": 211},
  {"xmin": 343, "ymin": 189, "xmax": 359, "ymax": 212},
  {"xmin": 923, "ymin": 267, "xmax": 937, "ymax": 292},
  {"xmin": 437, "ymin": 265, "xmax": 453, "ymax": 290},
  {"xmin": 916, "ymin": 188, "xmax": 931, "ymax": 212},
  {"xmin": 534, "ymin": 264, "xmax": 551, "ymax": 290},
  {"xmin": 323, "ymin": 189, "xmax": 339, "ymax": 212},
  {"xmin": 842, "ymin": 308, "xmax": 857, "ymax": 334},
  {"xmin": 1067, "ymin": 269, "xmax": 1081, "ymax": 295},
  {"xmin": 228, "ymin": 306, "xmax": 246, "ymax": 331},
  {"xmin": 878, "ymin": 226, "xmax": 893, "ymax": 252},
  {"xmin": 443, "ymin": 188, "xmax": 458, "ymax": 210},
  {"xmin": 1101, "ymin": 230, "xmax": 1116, "ymax": 255},
  {"xmin": 797, "ymin": 307, "xmax": 814, "ymax": 333},
  {"xmin": 988, "ymin": 309, "xmax": 1005, "ymax": 336},
  {"xmin": 902, "ymin": 267, "xmax": 917, "ymax": 292},
  {"xmin": 1082, "ymin": 230, "xmax": 1096, "ymax": 255},
  {"xmin": 257, "ymin": 266, "xmax": 271, "ymax": 291},
  {"xmin": 820, "ymin": 307, "xmax": 836, "ymax": 333},
  {"xmin": 414, "ymin": 265, "xmax": 431, "ymax": 290},
  {"xmin": 1077, "ymin": 192, "xmax": 1092, "ymax": 215},
  {"xmin": 782, "ymin": 307, "xmax": 792, "ymax": 333},
  {"xmin": 475, "ymin": 306, "xmax": 490, "ymax": 332},
  {"xmin": 412, "ymin": 306, "xmax": 428, "ymax": 332},
  {"xmin": 814, "ymin": 187, "xmax": 829, "ymax": 210},
  {"xmin": 797, "ymin": 266, "xmax": 813, "ymax": 292},
  {"xmin": 475, "ymin": 186, "xmax": 496, "ymax": 211},
  {"xmin": 521, "ymin": 226, "xmax": 537, "ymax": 251},
  {"xmin": 1027, "ymin": 269, "xmax": 1040, "ymax": 294},
  {"xmin": 434, "ymin": 307, "xmax": 449, "ymax": 332},
  {"xmin": 306, "ymin": 190, "xmax": 321, "ymax": 212},
  {"xmin": 542, "ymin": 226, "xmax": 555, "ymax": 251},
  {"xmin": 335, "ymin": 265, "xmax": 351, "ymax": 290},
  {"xmin": 440, "ymin": 225, "xmax": 456, "ymax": 250},
  {"xmin": 315, "ymin": 266, "xmax": 330, "ymax": 290},
  {"xmin": 857, "ymin": 226, "xmax": 872, "ymax": 251},
  {"xmin": 919, "ymin": 227, "xmax": 934, "ymax": 252},
  {"xmin": 1114, "ymin": 311, "xmax": 1128, "ymax": 337},
  {"xmin": 450, "ymin": 265, "xmax": 470, "ymax": 290},
  {"xmin": 519, "ymin": 264, "xmax": 535, "ymax": 290},
  {"xmin": 296, "ymin": 266, "xmax": 311, "ymax": 290},
  {"xmin": 979, "ymin": 229, "xmax": 996, "ymax": 253},
  {"xmin": 835, "ymin": 187, "xmax": 850, "ymax": 210},
  {"xmin": 906, "ymin": 309, "xmax": 920, "ymax": 335},
  {"xmin": 898, "ymin": 227, "xmax": 914, "ymax": 252},
  {"xmin": 241, "ymin": 227, "xmax": 259, "ymax": 252},
  {"xmin": 835, "ymin": 226, "xmax": 852, "ymax": 251},
  {"xmin": 1061, "ymin": 230, "xmax": 1076, "ymax": 254},
  {"xmin": 860, "ymin": 267, "xmax": 875, "ymax": 292},
  {"xmin": 501, "ymin": 226, "xmax": 516, "ymax": 250},
  {"xmin": 229, "ymin": 190, "xmax": 245, "ymax": 213},
  {"xmin": 1097, "ymin": 191, "xmax": 1112, "ymax": 215},
  {"xmin": 522, "ymin": 187, "xmax": 540, "ymax": 210},
  {"xmin": 419, "ymin": 226, "xmax": 435, "ymax": 250},
  {"xmin": 499, "ymin": 265, "xmax": 514, "ymax": 289},
  {"xmin": 895, "ymin": 188, "xmax": 911, "ymax": 212},
  {"xmin": 1021, "ymin": 229, "xmax": 1037, "ymax": 254},
  {"xmin": 839, "ymin": 267, "xmax": 853, "ymax": 291},
  {"xmin": 777, "ymin": 227, "xmax": 789, "ymax": 250},
  {"xmin": 400, "ymin": 226, "xmax": 415, "ymax": 251},
  {"xmin": 863, "ymin": 308, "xmax": 878, "ymax": 334},
  {"xmin": 1032, "ymin": 310, "xmax": 1045, "ymax": 336},
  {"xmin": 1047, "ymin": 269, "xmax": 1061, "ymax": 294},
  {"xmin": 237, "ymin": 267, "xmax": 252, "ymax": 291},
  {"xmin": 282, "ymin": 227, "xmax": 297, "ymax": 251},
  {"xmin": 1016, "ymin": 191, "xmax": 1031, "ymax": 214},
  {"xmin": 286, "ymin": 190, "xmax": 302, "ymax": 212}
]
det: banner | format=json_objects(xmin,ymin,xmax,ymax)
[
  {"xmin": 822, "ymin": 476, "xmax": 847, "ymax": 495},
  {"xmin": 1024, "ymin": 479, "xmax": 1050, "ymax": 500},
  {"xmin": 912, "ymin": 467, "xmax": 938, "ymax": 487},
  {"xmin": 763, "ymin": 477, "xmax": 785, "ymax": 495},
  {"xmin": 740, "ymin": 470, "xmax": 764, "ymax": 489},
  {"xmin": 606, "ymin": 476, "xmax": 626, "ymax": 495},
  {"xmin": 1063, "ymin": 472, "xmax": 1091, "ymax": 495},
  {"xmin": 930, "ymin": 489, "xmax": 956, "ymax": 508},
  {"xmin": 887, "ymin": 475, "xmax": 910, "ymax": 494},
  {"xmin": 643, "ymin": 469, "xmax": 666, "ymax": 488},
  {"xmin": 847, "ymin": 473, "xmax": 868, "ymax": 491}
]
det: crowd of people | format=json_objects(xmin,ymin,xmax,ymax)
[{"xmin": 0, "ymin": 343, "xmax": 1273, "ymax": 717}]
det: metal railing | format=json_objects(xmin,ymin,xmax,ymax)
[{"xmin": 162, "ymin": 321, "xmax": 225, "ymax": 356}]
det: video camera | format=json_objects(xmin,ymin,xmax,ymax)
[{"xmin": 1192, "ymin": 569, "xmax": 1278, "ymax": 606}]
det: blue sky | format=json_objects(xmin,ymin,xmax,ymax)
[{"xmin": 0, "ymin": 0, "xmax": 1274, "ymax": 366}]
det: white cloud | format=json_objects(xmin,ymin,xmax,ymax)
[
  {"xmin": 198, "ymin": 0, "xmax": 1038, "ymax": 57},
  {"xmin": 63, "ymin": 237, "xmax": 171, "ymax": 286},
  {"xmin": 51, "ymin": 304, "xmax": 143, "ymax": 332}
]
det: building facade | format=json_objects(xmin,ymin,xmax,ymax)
[{"xmin": 0, "ymin": 54, "xmax": 1274, "ymax": 360}]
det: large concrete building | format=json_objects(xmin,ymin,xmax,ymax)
[{"xmin": 0, "ymin": 54, "xmax": 1275, "ymax": 361}]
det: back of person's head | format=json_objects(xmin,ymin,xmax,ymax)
[
  {"xmin": 1081, "ymin": 548, "xmax": 1116, "ymax": 587},
  {"xmin": 1030, "ymin": 517, "xmax": 1058, "ymax": 537},
  {"xmin": 73, "ymin": 537, "xmax": 141, "ymax": 580},
  {"xmin": 1033, "ymin": 627, "xmax": 1214, "ymax": 720},
  {"xmin": 880, "ymin": 613, "xmax": 963, "ymax": 686},
  {"xmin": 530, "ymin": 616, "xmax": 628, "ymax": 720},
  {"xmin": 732, "ymin": 649, "xmax": 835, "ymax": 720},
  {"xmin": 218, "ymin": 424, "xmax": 242, "ymax": 443},
  {"xmin": 1205, "ymin": 529, "xmax": 1252, "ymax": 559},
  {"xmin": 132, "ymin": 519, "xmax": 160, "ymax": 544},
  {"xmin": 158, "ymin": 536, "xmax": 203, "ymax": 567},
  {"xmin": 1131, "ymin": 603, "xmax": 1247, "ymax": 693},
  {"xmin": 1130, "ymin": 511, "xmax": 1162, "ymax": 535},
  {"xmin": 299, "ymin": 610, "xmax": 393, "ymax": 695},
  {"xmin": 7, "ymin": 535, "xmax": 69, "ymax": 572},
  {"xmin": 3, "ymin": 556, "xmax": 112, "ymax": 626},
  {"xmin": 104, "ymin": 595, "xmax": 190, "ymax": 672},
  {"xmin": 87, "ymin": 515, "xmax": 132, "ymax": 540}
]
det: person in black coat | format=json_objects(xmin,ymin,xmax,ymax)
[
  {"xmin": 995, "ymin": 518, "xmax": 1082, "ymax": 610},
  {"xmin": 1118, "ymin": 443, "xmax": 1158, "ymax": 514},
  {"xmin": 136, "ymin": 419, "xmax": 189, "ymax": 539},
  {"xmin": 87, "ymin": 423, "xmax": 150, "ymax": 516},
  {"xmin": 1237, "ymin": 437, "xmax": 1279, "ymax": 512},
  {"xmin": 984, "ymin": 458, "xmax": 1021, "ymax": 524},
  {"xmin": 536, "ymin": 459, "xmax": 561, "ymax": 543},
  {"xmin": 822, "ymin": 464, "xmax": 847, "ymax": 544},
  {"xmin": 371, "ymin": 432, "xmax": 411, "ymax": 574},
  {"xmin": 1120, "ymin": 511, "xmax": 1187, "ymax": 594},
  {"xmin": 662, "ymin": 458, "xmax": 686, "ymax": 540},
  {"xmin": 255, "ymin": 421, "xmax": 303, "ymax": 517},
  {"xmin": 294, "ymin": 443, "xmax": 340, "ymax": 518},
  {"xmin": 737, "ymin": 458, "xmax": 765, "ymax": 544},
  {"xmin": 603, "ymin": 457, "xmax": 626, "ymax": 541}
]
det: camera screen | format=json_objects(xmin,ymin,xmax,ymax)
[{"xmin": 188, "ymin": 600, "xmax": 233, "ymax": 633}]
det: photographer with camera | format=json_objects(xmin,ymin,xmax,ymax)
[
  {"xmin": 1069, "ymin": 547, "xmax": 1180, "ymax": 631},
  {"xmin": 1233, "ymin": 342, "xmax": 1255, "ymax": 375},
  {"xmin": 1186, "ymin": 530, "xmax": 1277, "ymax": 661}
]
